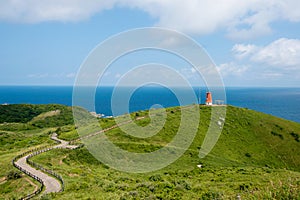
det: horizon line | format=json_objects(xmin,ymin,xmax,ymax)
[{"xmin": 0, "ymin": 85, "xmax": 300, "ymax": 88}]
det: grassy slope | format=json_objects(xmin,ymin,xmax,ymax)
[
  {"xmin": 0, "ymin": 104, "xmax": 73, "ymax": 200},
  {"xmin": 1, "ymin": 104, "xmax": 300, "ymax": 199},
  {"xmin": 36, "ymin": 105, "xmax": 300, "ymax": 199},
  {"xmin": 0, "ymin": 104, "xmax": 74, "ymax": 127},
  {"xmin": 201, "ymin": 106, "xmax": 300, "ymax": 170}
]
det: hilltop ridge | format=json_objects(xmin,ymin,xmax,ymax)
[{"xmin": 0, "ymin": 104, "xmax": 299, "ymax": 199}]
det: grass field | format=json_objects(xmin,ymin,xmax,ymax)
[
  {"xmin": 0, "ymin": 127, "xmax": 57, "ymax": 199},
  {"xmin": 0, "ymin": 104, "xmax": 300, "ymax": 199}
]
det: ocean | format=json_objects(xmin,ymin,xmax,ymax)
[{"xmin": 0, "ymin": 86, "xmax": 299, "ymax": 123}]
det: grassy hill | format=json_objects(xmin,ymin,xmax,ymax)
[
  {"xmin": 0, "ymin": 104, "xmax": 300, "ymax": 199},
  {"xmin": 0, "ymin": 104, "xmax": 75, "ymax": 199},
  {"xmin": 0, "ymin": 104, "xmax": 74, "ymax": 130}
]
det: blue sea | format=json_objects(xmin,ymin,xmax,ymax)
[{"xmin": 0, "ymin": 86, "xmax": 299, "ymax": 123}]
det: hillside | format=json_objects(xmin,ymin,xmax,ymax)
[
  {"xmin": 0, "ymin": 104, "xmax": 74, "ymax": 128},
  {"xmin": 0, "ymin": 104, "xmax": 300, "ymax": 199}
]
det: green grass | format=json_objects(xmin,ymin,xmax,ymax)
[
  {"xmin": 1, "ymin": 104, "xmax": 300, "ymax": 199},
  {"xmin": 0, "ymin": 104, "xmax": 74, "ymax": 126},
  {"xmin": 30, "ymin": 148, "xmax": 300, "ymax": 199},
  {"xmin": 0, "ymin": 127, "xmax": 57, "ymax": 200},
  {"xmin": 0, "ymin": 174, "xmax": 40, "ymax": 200},
  {"xmin": 0, "ymin": 104, "xmax": 75, "ymax": 199}
]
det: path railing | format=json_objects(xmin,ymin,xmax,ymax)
[
  {"xmin": 12, "ymin": 145, "xmax": 52, "ymax": 200},
  {"xmin": 26, "ymin": 146, "xmax": 65, "ymax": 192},
  {"xmin": 12, "ymin": 134, "xmax": 83, "ymax": 199}
]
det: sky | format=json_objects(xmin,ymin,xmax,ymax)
[{"xmin": 1, "ymin": 0, "xmax": 300, "ymax": 87}]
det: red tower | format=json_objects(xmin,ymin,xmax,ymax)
[{"xmin": 205, "ymin": 92, "xmax": 212, "ymax": 105}]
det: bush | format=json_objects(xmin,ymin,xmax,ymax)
[
  {"xmin": 200, "ymin": 191, "xmax": 223, "ymax": 200},
  {"xmin": 239, "ymin": 183, "xmax": 250, "ymax": 191},
  {"xmin": 271, "ymin": 131, "xmax": 284, "ymax": 140},
  {"xmin": 245, "ymin": 153, "xmax": 251, "ymax": 158},
  {"xmin": 149, "ymin": 174, "xmax": 162, "ymax": 182},
  {"xmin": 290, "ymin": 132, "xmax": 299, "ymax": 142},
  {"xmin": 6, "ymin": 170, "xmax": 21, "ymax": 180},
  {"xmin": 175, "ymin": 180, "xmax": 191, "ymax": 190}
]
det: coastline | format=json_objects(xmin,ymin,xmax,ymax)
[{"xmin": 0, "ymin": 86, "xmax": 299, "ymax": 123}]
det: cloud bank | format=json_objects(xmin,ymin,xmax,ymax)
[
  {"xmin": 233, "ymin": 38, "xmax": 300, "ymax": 69},
  {"xmin": 1, "ymin": 0, "xmax": 300, "ymax": 39},
  {"xmin": 217, "ymin": 37, "xmax": 300, "ymax": 85},
  {"xmin": 0, "ymin": 0, "xmax": 116, "ymax": 23}
]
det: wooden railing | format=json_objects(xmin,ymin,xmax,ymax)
[
  {"xmin": 12, "ymin": 134, "xmax": 83, "ymax": 199},
  {"xmin": 26, "ymin": 147, "xmax": 65, "ymax": 192},
  {"xmin": 11, "ymin": 146, "xmax": 51, "ymax": 200}
]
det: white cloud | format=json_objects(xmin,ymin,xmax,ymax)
[
  {"xmin": 28, "ymin": 72, "xmax": 76, "ymax": 79},
  {"xmin": 252, "ymin": 38, "xmax": 300, "ymax": 68},
  {"xmin": 233, "ymin": 38, "xmax": 300, "ymax": 69},
  {"xmin": 232, "ymin": 44, "xmax": 257, "ymax": 59},
  {"xmin": 66, "ymin": 73, "xmax": 76, "ymax": 78},
  {"xmin": 179, "ymin": 67, "xmax": 200, "ymax": 80},
  {"xmin": 261, "ymin": 72, "xmax": 283, "ymax": 78},
  {"xmin": 217, "ymin": 62, "xmax": 248, "ymax": 77},
  {"xmin": 120, "ymin": 0, "xmax": 256, "ymax": 35},
  {"xmin": 1, "ymin": 0, "xmax": 300, "ymax": 39},
  {"xmin": 27, "ymin": 73, "xmax": 49, "ymax": 78},
  {"xmin": 0, "ymin": 0, "xmax": 116, "ymax": 23},
  {"xmin": 227, "ymin": 38, "xmax": 300, "ymax": 86}
]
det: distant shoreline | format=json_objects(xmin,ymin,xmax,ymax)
[{"xmin": 0, "ymin": 86, "xmax": 299, "ymax": 123}]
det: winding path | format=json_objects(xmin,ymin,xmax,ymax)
[
  {"xmin": 13, "ymin": 133, "xmax": 79, "ymax": 196},
  {"xmin": 15, "ymin": 155, "xmax": 60, "ymax": 194},
  {"xmin": 13, "ymin": 105, "xmax": 198, "ymax": 198}
]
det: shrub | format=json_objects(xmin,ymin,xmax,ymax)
[
  {"xmin": 245, "ymin": 153, "xmax": 251, "ymax": 158},
  {"xmin": 200, "ymin": 191, "xmax": 223, "ymax": 200},
  {"xmin": 129, "ymin": 190, "xmax": 139, "ymax": 197},
  {"xmin": 175, "ymin": 180, "xmax": 191, "ymax": 190},
  {"xmin": 290, "ymin": 132, "xmax": 299, "ymax": 142},
  {"xmin": 271, "ymin": 131, "xmax": 284, "ymax": 140},
  {"xmin": 149, "ymin": 174, "xmax": 162, "ymax": 182},
  {"xmin": 239, "ymin": 183, "xmax": 250, "ymax": 191},
  {"xmin": 275, "ymin": 124, "xmax": 283, "ymax": 130},
  {"xmin": 6, "ymin": 170, "xmax": 21, "ymax": 180}
]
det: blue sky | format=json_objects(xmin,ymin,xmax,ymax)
[{"xmin": 1, "ymin": 1, "xmax": 300, "ymax": 87}]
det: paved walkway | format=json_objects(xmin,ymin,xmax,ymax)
[
  {"xmin": 15, "ymin": 154, "xmax": 61, "ymax": 193},
  {"xmin": 14, "ymin": 133, "xmax": 79, "ymax": 194},
  {"xmin": 14, "ymin": 106, "xmax": 197, "ymax": 196},
  {"xmin": 50, "ymin": 133, "xmax": 79, "ymax": 150}
]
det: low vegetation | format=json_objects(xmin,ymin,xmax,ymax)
[
  {"xmin": 0, "ymin": 104, "xmax": 73, "ymax": 127},
  {"xmin": 0, "ymin": 104, "xmax": 300, "ymax": 199}
]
